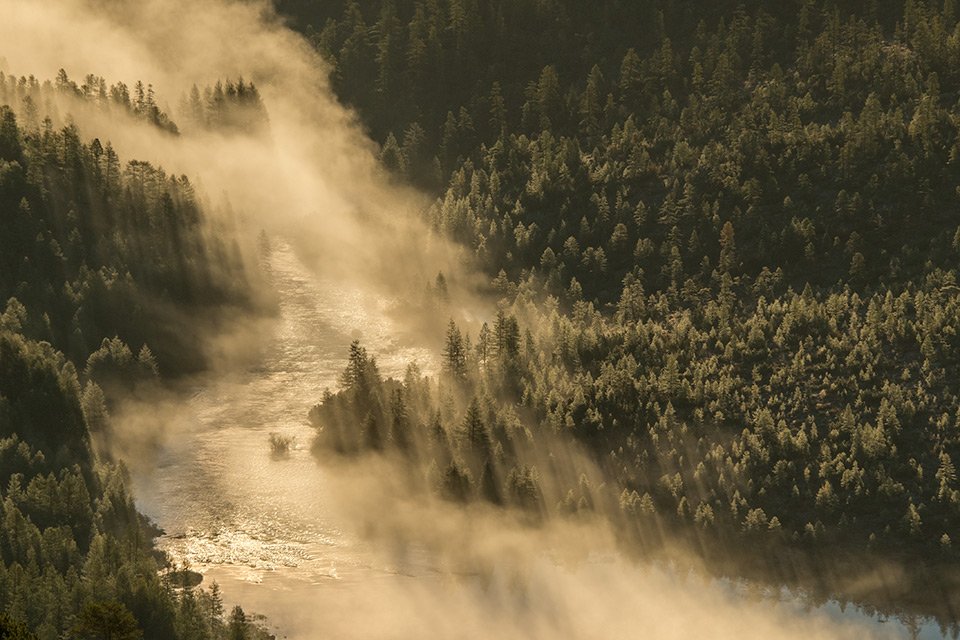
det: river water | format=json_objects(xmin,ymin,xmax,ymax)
[
  {"xmin": 130, "ymin": 239, "xmax": 440, "ymax": 636},
  {"xmin": 130, "ymin": 239, "xmax": 948, "ymax": 640}
]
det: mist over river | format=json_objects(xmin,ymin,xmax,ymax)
[
  {"xmin": 130, "ymin": 240, "xmax": 947, "ymax": 640},
  {"xmin": 3, "ymin": 0, "xmax": 958, "ymax": 638},
  {"xmin": 130, "ymin": 239, "xmax": 437, "ymax": 636}
]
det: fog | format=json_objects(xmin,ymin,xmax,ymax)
[
  {"xmin": 0, "ymin": 0, "xmax": 480, "ymax": 321},
  {"xmin": 0, "ymin": 1, "xmax": 934, "ymax": 638},
  {"xmin": 299, "ymin": 453, "xmax": 912, "ymax": 640}
]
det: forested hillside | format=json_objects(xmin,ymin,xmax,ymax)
[
  {"xmin": 0, "ymin": 74, "xmax": 273, "ymax": 638},
  {"xmin": 0, "ymin": 72, "xmax": 260, "ymax": 374},
  {"xmin": 292, "ymin": 0, "xmax": 960, "ymax": 622},
  {"xmin": 290, "ymin": 0, "xmax": 960, "ymax": 296},
  {"xmin": 0, "ymin": 323, "xmax": 273, "ymax": 640}
]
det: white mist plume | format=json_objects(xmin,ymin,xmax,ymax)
[
  {"xmin": 0, "ymin": 0, "xmax": 472, "ymax": 301},
  {"xmin": 211, "ymin": 452, "xmax": 908, "ymax": 640}
]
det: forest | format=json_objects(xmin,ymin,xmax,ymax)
[
  {"xmin": 0, "ymin": 72, "xmax": 273, "ymax": 638},
  {"xmin": 296, "ymin": 0, "xmax": 960, "ymax": 625},
  {"xmin": 5, "ymin": 0, "xmax": 960, "ymax": 636}
]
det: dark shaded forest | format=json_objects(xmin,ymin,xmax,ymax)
[{"xmin": 294, "ymin": 0, "xmax": 960, "ymax": 626}]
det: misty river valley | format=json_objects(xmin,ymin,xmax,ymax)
[
  {"xmin": 130, "ymin": 241, "xmax": 948, "ymax": 640},
  {"xmin": 9, "ymin": 1, "xmax": 960, "ymax": 638}
]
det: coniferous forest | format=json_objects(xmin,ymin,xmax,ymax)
[
  {"xmin": 0, "ymin": 72, "xmax": 274, "ymax": 637},
  {"xmin": 5, "ymin": 0, "xmax": 960, "ymax": 638},
  {"xmin": 297, "ymin": 0, "xmax": 960, "ymax": 625}
]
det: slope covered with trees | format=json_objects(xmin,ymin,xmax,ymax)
[
  {"xmin": 0, "ymin": 73, "xmax": 273, "ymax": 637},
  {"xmin": 293, "ymin": 0, "xmax": 960, "ymax": 625},
  {"xmin": 0, "ymin": 74, "xmax": 259, "ymax": 374},
  {"xmin": 292, "ymin": 0, "xmax": 960, "ymax": 297},
  {"xmin": 0, "ymin": 322, "xmax": 273, "ymax": 639}
]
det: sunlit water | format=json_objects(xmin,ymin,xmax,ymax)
[
  {"xmin": 131, "ymin": 239, "xmax": 440, "ymax": 636},
  {"xmin": 131, "ymin": 240, "xmax": 948, "ymax": 639}
]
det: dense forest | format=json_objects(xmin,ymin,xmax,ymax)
[
  {"xmin": 0, "ymin": 73, "xmax": 273, "ymax": 638},
  {"xmin": 293, "ymin": 0, "xmax": 960, "ymax": 624},
  {"xmin": 0, "ymin": 72, "xmax": 264, "ymax": 374}
]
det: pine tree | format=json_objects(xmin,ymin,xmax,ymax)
[
  {"xmin": 457, "ymin": 399, "xmax": 490, "ymax": 459},
  {"xmin": 475, "ymin": 322, "xmax": 492, "ymax": 369},
  {"xmin": 719, "ymin": 221, "xmax": 737, "ymax": 274},
  {"xmin": 390, "ymin": 388, "xmax": 411, "ymax": 452},
  {"xmin": 442, "ymin": 320, "xmax": 467, "ymax": 380},
  {"xmin": 227, "ymin": 606, "xmax": 248, "ymax": 640}
]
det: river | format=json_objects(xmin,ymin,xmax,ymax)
[{"xmin": 130, "ymin": 239, "xmax": 949, "ymax": 640}]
